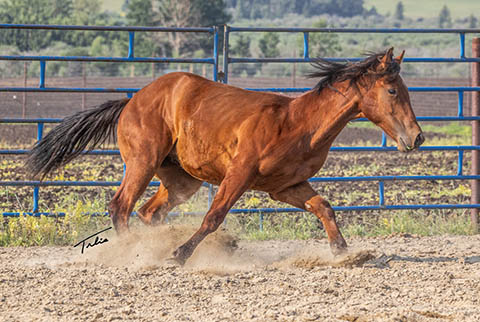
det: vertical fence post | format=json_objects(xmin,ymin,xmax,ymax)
[
  {"xmin": 303, "ymin": 32, "xmax": 309, "ymax": 59},
  {"xmin": 379, "ymin": 181, "xmax": 385, "ymax": 208},
  {"xmin": 213, "ymin": 26, "xmax": 219, "ymax": 82},
  {"xmin": 33, "ymin": 122, "xmax": 44, "ymax": 214},
  {"xmin": 471, "ymin": 38, "xmax": 480, "ymax": 233},
  {"xmin": 127, "ymin": 31, "xmax": 135, "ymax": 59},
  {"xmin": 82, "ymin": 62, "xmax": 86, "ymax": 110},
  {"xmin": 222, "ymin": 25, "xmax": 229, "ymax": 84},
  {"xmin": 39, "ymin": 61, "xmax": 46, "ymax": 88},
  {"xmin": 381, "ymin": 132, "xmax": 387, "ymax": 147},
  {"xmin": 22, "ymin": 62, "xmax": 27, "ymax": 117}
]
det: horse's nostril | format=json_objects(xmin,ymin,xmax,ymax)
[{"xmin": 414, "ymin": 133, "xmax": 425, "ymax": 148}]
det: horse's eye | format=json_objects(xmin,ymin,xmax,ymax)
[{"xmin": 388, "ymin": 88, "xmax": 397, "ymax": 95}]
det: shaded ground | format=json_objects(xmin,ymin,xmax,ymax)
[{"xmin": 1, "ymin": 228, "xmax": 479, "ymax": 321}]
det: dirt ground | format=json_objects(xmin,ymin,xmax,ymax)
[{"xmin": 1, "ymin": 226, "xmax": 479, "ymax": 322}]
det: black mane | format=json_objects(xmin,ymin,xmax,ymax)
[{"xmin": 308, "ymin": 50, "xmax": 401, "ymax": 92}]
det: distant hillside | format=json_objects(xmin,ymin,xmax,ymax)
[
  {"xmin": 101, "ymin": 0, "xmax": 478, "ymax": 20},
  {"xmin": 364, "ymin": 0, "xmax": 478, "ymax": 19}
]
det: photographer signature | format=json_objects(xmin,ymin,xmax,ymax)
[{"xmin": 74, "ymin": 227, "xmax": 112, "ymax": 254}]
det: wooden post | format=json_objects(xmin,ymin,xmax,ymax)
[
  {"xmin": 22, "ymin": 62, "xmax": 27, "ymax": 117},
  {"xmin": 291, "ymin": 48, "xmax": 296, "ymax": 88},
  {"xmin": 82, "ymin": 62, "xmax": 86, "ymax": 110},
  {"xmin": 471, "ymin": 38, "xmax": 480, "ymax": 233},
  {"xmin": 152, "ymin": 51, "xmax": 155, "ymax": 81}
]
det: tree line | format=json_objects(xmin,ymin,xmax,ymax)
[{"xmin": 0, "ymin": 0, "xmax": 477, "ymax": 79}]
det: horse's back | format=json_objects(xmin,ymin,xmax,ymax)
[{"xmin": 118, "ymin": 72, "xmax": 293, "ymax": 183}]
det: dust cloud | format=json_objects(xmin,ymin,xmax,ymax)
[{"xmin": 78, "ymin": 225, "xmax": 375, "ymax": 272}]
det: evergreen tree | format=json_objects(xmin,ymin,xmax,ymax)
[
  {"xmin": 126, "ymin": 0, "xmax": 154, "ymax": 26},
  {"xmin": 0, "ymin": 0, "xmax": 73, "ymax": 51},
  {"xmin": 258, "ymin": 32, "xmax": 280, "ymax": 58},
  {"xmin": 235, "ymin": 0, "xmax": 251, "ymax": 20},
  {"xmin": 125, "ymin": 0, "xmax": 163, "ymax": 60},
  {"xmin": 231, "ymin": 34, "xmax": 256, "ymax": 76},
  {"xmin": 394, "ymin": 1, "xmax": 404, "ymax": 20},
  {"xmin": 304, "ymin": 20, "xmax": 341, "ymax": 58},
  {"xmin": 231, "ymin": 34, "xmax": 251, "ymax": 57},
  {"xmin": 468, "ymin": 14, "xmax": 478, "ymax": 29},
  {"xmin": 439, "ymin": 5, "xmax": 452, "ymax": 28}
]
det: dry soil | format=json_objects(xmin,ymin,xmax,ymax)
[{"xmin": 1, "ymin": 226, "xmax": 479, "ymax": 321}]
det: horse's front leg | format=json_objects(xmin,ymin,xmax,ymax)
[
  {"xmin": 171, "ymin": 157, "xmax": 257, "ymax": 265},
  {"xmin": 270, "ymin": 181, "xmax": 347, "ymax": 255}
]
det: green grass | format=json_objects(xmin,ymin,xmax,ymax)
[
  {"xmin": 225, "ymin": 210, "xmax": 475, "ymax": 240},
  {"xmin": 420, "ymin": 123, "xmax": 471, "ymax": 138},
  {"xmin": 2, "ymin": 207, "xmax": 475, "ymax": 246},
  {"xmin": 364, "ymin": 0, "xmax": 478, "ymax": 19},
  {"xmin": 348, "ymin": 122, "xmax": 471, "ymax": 144},
  {"xmin": 0, "ymin": 194, "xmax": 111, "ymax": 246}
]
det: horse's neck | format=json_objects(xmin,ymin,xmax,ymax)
[{"xmin": 289, "ymin": 86, "xmax": 361, "ymax": 150}]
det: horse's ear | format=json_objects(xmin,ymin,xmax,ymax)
[
  {"xmin": 394, "ymin": 50, "xmax": 405, "ymax": 64},
  {"xmin": 377, "ymin": 47, "xmax": 394, "ymax": 72}
]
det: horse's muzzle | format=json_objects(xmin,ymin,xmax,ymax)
[
  {"xmin": 414, "ymin": 132, "xmax": 425, "ymax": 149},
  {"xmin": 398, "ymin": 132, "xmax": 424, "ymax": 152}
]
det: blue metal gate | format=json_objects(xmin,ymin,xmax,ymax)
[
  {"xmin": 1, "ymin": 24, "xmax": 480, "ymax": 222},
  {"xmin": 223, "ymin": 26, "xmax": 480, "ymax": 216}
]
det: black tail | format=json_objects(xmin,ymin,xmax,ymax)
[{"xmin": 26, "ymin": 98, "xmax": 130, "ymax": 179}]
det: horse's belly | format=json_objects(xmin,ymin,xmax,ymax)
[
  {"xmin": 175, "ymin": 139, "xmax": 231, "ymax": 185},
  {"xmin": 252, "ymin": 149, "xmax": 330, "ymax": 193}
]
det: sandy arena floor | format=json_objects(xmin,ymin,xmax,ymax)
[{"xmin": 1, "ymin": 227, "xmax": 480, "ymax": 321}]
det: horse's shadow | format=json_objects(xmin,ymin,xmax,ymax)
[{"xmin": 367, "ymin": 254, "xmax": 480, "ymax": 268}]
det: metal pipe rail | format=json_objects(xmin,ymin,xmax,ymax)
[
  {"xmin": 221, "ymin": 26, "xmax": 480, "ymax": 229},
  {"xmin": 0, "ymin": 23, "xmax": 220, "ymax": 215},
  {"xmin": 222, "ymin": 26, "xmax": 480, "ymax": 83}
]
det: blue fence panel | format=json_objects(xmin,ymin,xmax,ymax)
[
  {"xmin": 1, "ymin": 24, "xmax": 480, "ymax": 223},
  {"xmin": 0, "ymin": 23, "xmax": 220, "ymax": 216},
  {"xmin": 222, "ymin": 26, "xmax": 480, "ymax": 228}
]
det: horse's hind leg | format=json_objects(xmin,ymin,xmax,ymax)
[
  {"xmin": 137, "ymin": 160, "xmax": 203, "ymax": 225},
  {"xmin": 108, "ymin": 163, "xmax": 155, "ymax": 233},
  {"xmin": 269, "ymin": 181, "xmax": 347, "ymax": 255},
  {"xmin": 109, "ymin": 113, "xmax": 174, "ymax": 233}
]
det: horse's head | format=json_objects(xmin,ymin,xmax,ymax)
[{"xmin": 357, "ymin": 48, "xmax": 424, "ymax": 152}]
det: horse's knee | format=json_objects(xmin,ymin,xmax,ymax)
[
  {"xmin": 202, "ymin": 207, "xmax": 227, "ymax": 234},
  {"xmin": 305, "ymin": 196, "xmax": 332, "ymax": 212}
]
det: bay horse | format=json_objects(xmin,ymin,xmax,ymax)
[{"xmin": 27, "ymin": 48, "xmax": 424, "ymax": 265}]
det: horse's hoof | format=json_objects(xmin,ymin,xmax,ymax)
[
  {"xmin": 166, "ymin": 250, "xmax": 188, "ymax": 267},
  {"xmin": 164, "ymin": 257, "xmax": 184, "ymax": 268},
  {"xmin": 331, "ymin": 246, "xmax": 348, "ymax": 257},
  {"xmin": 330, "ymin": 239, "xmax": 348, "ymax": 257}
]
